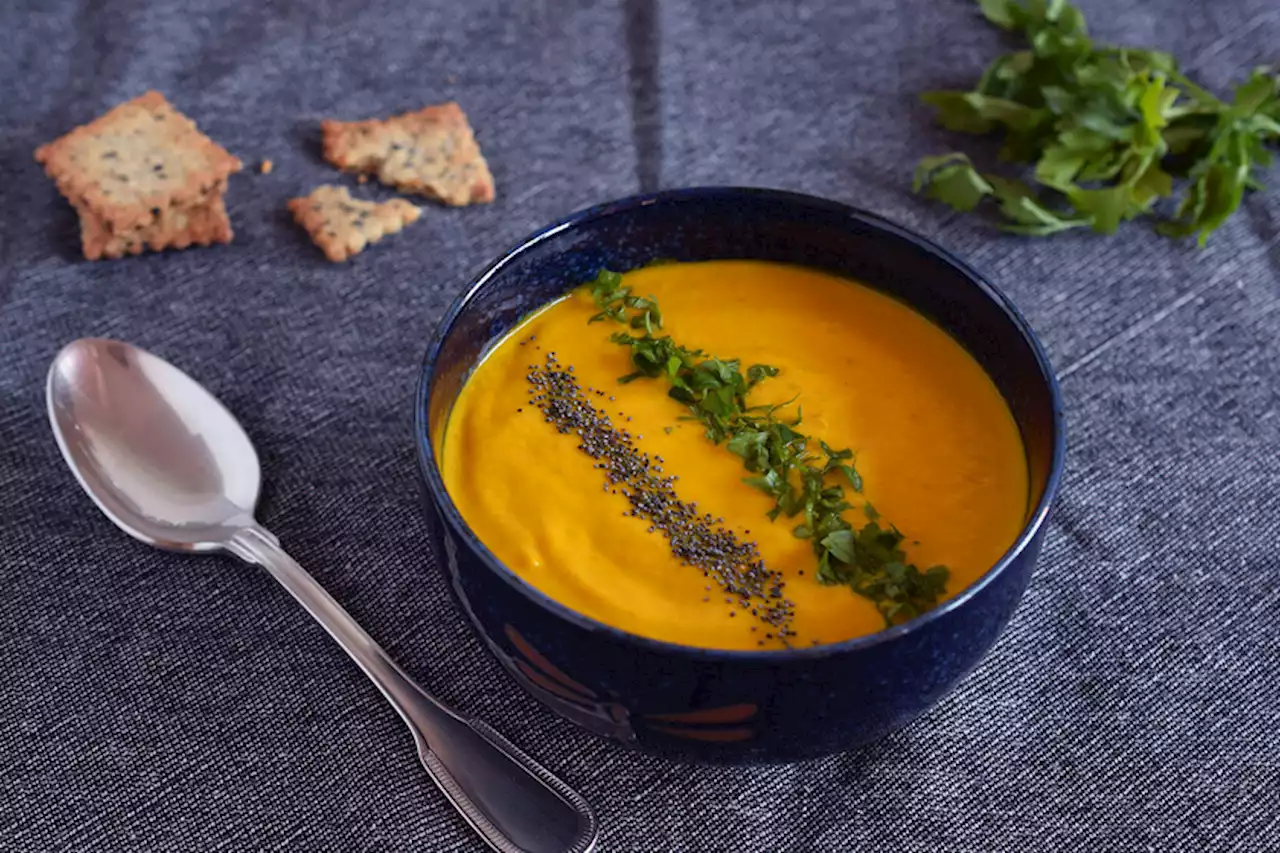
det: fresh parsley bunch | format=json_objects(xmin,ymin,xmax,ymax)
[{"xmin": 914, "ymin": 0, "xmax": 1280, "ymax": 244}]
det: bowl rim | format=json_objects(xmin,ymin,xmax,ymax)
[{"xmin": 414, "ymin": 186, "xmax": 1066, "ymax": 661}]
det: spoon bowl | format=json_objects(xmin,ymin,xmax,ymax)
[{"xmin": 48, "ymin": 338, "xmax": 259, "ymax": 550}]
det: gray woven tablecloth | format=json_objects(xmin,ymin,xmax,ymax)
[{"xmin": 2, "ymin": 1, "xmax": 1277, "ymax": 850}]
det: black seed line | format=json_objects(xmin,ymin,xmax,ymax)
[{"xmin": 526, "ymin": 353, "xmax": 796, "ymax": 642}]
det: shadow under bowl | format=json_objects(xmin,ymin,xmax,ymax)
[{"xmin": 415, "ymin": 187, "xmax": 1065, "ymax": 764}]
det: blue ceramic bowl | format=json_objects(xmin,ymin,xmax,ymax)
[{"xmin": 415, "ymin": 188, "xmax": 1065, "ymax": 763}]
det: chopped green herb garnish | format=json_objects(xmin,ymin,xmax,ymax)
[
  {"xmin": 914, "ymin": 0, "xmax": 1280, "ymax": 245},
  {"xmin": 583, "ymin": 269, "xmax": 949, "ymax": 626},
  {"xmin": 587, "ymin": 269, "xmax": 664, "ymax": 333}
]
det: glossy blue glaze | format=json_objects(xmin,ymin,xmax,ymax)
[{"xmin": 414, "ymin": 188, "xmax": 1066, "ymax": 763}]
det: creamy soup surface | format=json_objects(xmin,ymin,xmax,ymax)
[{"xmin": 442, "ymin": 261, "xmax": 1029, "ymax": 650}]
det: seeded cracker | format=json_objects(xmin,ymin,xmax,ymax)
[
  {"xmin": 321, "ymin": 102, "xmax": 495, "ymax": 206},
  {"xmin": 34, "ymin": 91, "xmax": 242, "ymax": 260},
  {"xmin": 288, "ymin": 185, "xmax": 421, "ymax": 262}
]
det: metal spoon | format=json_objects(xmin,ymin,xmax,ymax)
[{"xmin": 46, "ymin": 338, "xmax": 598, "ymax": 853}]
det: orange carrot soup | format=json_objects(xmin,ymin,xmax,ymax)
[{"xmin": 441, "ymin": 261, "xmax": 1029, "ymax": 650}]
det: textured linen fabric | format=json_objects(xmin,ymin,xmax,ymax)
[{"xmin": 2, "ymin": 0, "xmax": 1278, "ymax": 850}]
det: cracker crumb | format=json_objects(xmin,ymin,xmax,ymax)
[{"xmin": 259, "ymin": 159, "xmax": 273, "ymax": 174}]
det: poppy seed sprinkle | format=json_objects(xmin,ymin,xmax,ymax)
[{"xmin": 526, "ymin": 353, "xmax": 795, "ymax": 643}]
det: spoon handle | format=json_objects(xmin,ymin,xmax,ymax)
[{"xmin": 226, "ymin": 525, "xmax": 597, "ymax": 853}]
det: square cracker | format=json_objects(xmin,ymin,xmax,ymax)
[
  {"xmin": 288, "ymin": 185, "xmax": 421, "ymax": 262},
  {"xmin": 75, "ymin": 192, "xmax": 233, "ymax": 260},
  {"xmin": 321, "ymin": 102, "xmax": 495, "ymax": 206},
  {"xmin": 35, "ymin": 91, "xmax": 242, "ymax": 233}
]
